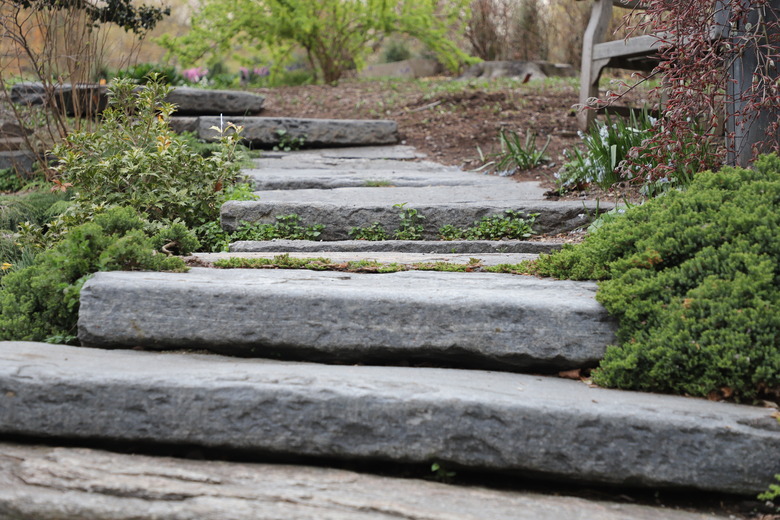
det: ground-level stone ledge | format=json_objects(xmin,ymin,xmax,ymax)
[
  {"xmin": 0, "ymin": 443, "xmax": 727, "ymax": 520},
  {"xmin": 0, "ymin": 342, "xmax": 777, "ymax": 495}
]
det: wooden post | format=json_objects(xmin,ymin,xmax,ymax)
[
  {"xmin": 726, "ymin": 0, "xmax": 780, "ymax": 166},
  {"xmin": 578, "ymin": 0, "xmax": 613, "ymax": 131}
]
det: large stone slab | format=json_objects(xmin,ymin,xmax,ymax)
[
  {"xmin": 228, "ymin": 238, "xmax": 563, "ymax": 254},
  {"xmin": 165, "ymin": 86, "xmax": 264, "ymax": 115},
  {"xmin": 0, "ymin": 443, "xmax": 729, "ymax": 520},
  {"xmin": 9, "ymin": 82, "xmax": 108, "ymax": 116},
  {"xmin": 199, "ymin": 117, "xmax": 399, "ymax": 147},
  {"xmin": 253, "ymin": 184, "xmax": 548, "ymax": 203},
  {"xmin": 10, "ymin": 83, "xmax": 264, "ymax": 116},
  {"xmin": 194, "ymin": 251, "xmax": 540, "ymax": 266},
  {"xmin": 360, "ymin": 58, "xmax": 442, "ymax": 79},
  {"xmin": 0, "ymin": 150, "xmax": 36, "ymax": 174},
  {"xmin": 245, "ymin": 166, "xmax": 537, "ymax": 190},
  {"xmin": 1, "ymin": 342, "xmax": 778, "ymax": 495},
  {"xmin": 253, "ymin": 156, "xmax": 458, "ymax": 172},
  {"xmin": 77, "ymin": 268, "xmax": 614, "ymax": 371},
  {"xmin": 221, "ymin": 198, "xmax": 606, "ymax": 239}
]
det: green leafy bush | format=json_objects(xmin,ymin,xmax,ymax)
[
  {"xmin": 383, "ymin": 39, "xmax": 412, "ymax": 63},
  {"xmin": 532, "ymin": 154, "xmax": 780, "ymax": 401},
  {"xmin": 51, "ymin": 77, "xmax": 243, "ymax": 233},
  {"xmin": 0, "ymin": 206, "xmax": 190, "ymax": 343},
  {"xmin": 112, "ymin": 63, "xmax": 185, "ymax": 85}
]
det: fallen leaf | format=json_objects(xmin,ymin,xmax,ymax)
[{"xmin": 558, "ymin": 368, "xmax": 581, "ymax": 380}]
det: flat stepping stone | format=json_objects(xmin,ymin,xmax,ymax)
[
  {"xmin": 221, "ymin": 195, "xmax": 607, "ymax": 239},
  {"xmin": 228, "ymin": 239, "xmax": 563, "ymax": 254},
  {"xmin": 246, "ymin": 166, "xmax": 518, "ymax": 190},
  {"xmin": 2, "ymin": 342, "xmax": 777, "ymax": 495},
  {"xmin": 165, "ymin": 86, "xmax": 264, "ymax": 115},
  {"xmin": 252, "ymin": 155, "xmax": 454, "ymax": 171},
  {"xmin": 78, "ymin": 268, "xmax": 614, "ymax": 371},
  {"xmin": 0, "ymin": 442, "xmax": 729, "ymax": 520},
  {"xmin": 194, "ymin": 251, "xmax": 539, "ymax": 266},
  {"xmin": 199, "ymin": 116, "xmax": 398, "ymax": 147},
  {"xmin": 269, "ymin": 144, "xmax": 427, "ymax": 160},
  {"xmin": 0, "ymin": 150, "xmax": 36, "ymax": 174},
  {"xmin": 10, "ymin": 83, "xmax": 265, "ymax": 116}
]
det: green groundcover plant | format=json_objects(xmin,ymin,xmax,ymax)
[
  {"xmin": 0, "ymin": 206, "xmax": 191, "ymax": 343},
  {"xmin": 530, "ymin": 154, "xmax": 780, "ymax": 401}
]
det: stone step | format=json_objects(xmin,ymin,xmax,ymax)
[
  {"xmin": 10, "ymin": 82, "xmax": 265, "ymax": 116},
  {"xmin": 0, "ymin": 442, "xmax": 729, "ymax": 520},
  {"xmin": 256, "ymin": 144, "xmax": 427, "ymax": 162},
  {"xmin": 78, "ymin": 268, "xmax": 613, "ymax": 371},
  {"xmin": 0, "ymin": 150, "xmax": 36, "ymax": 174},
  {"xmin": 199, "ymin": 116, "xmax": 399, "ymax": 147},
  {"xmin": 193, "ymin": 251, "xmax": 540, "ymax": 266},
  {"xmin": 227, "ymin": 239, "xmax": 563, "ymax": 254},
  {"xmin": 245, "ymin": 165, "xmax": 515, "ymax": 190},
  {"xmin": 1, "ymin": 342, "xmax": 777, "ymax": 496},
  {"xmin": 221, "ymin": 195, "xmax": 607, "ymax": 240}
]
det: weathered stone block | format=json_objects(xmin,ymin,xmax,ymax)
[
  {"xmin": 1, "ymin": 342, "xmax": 777, "ymax": 495},
  {"xmin": 78, "ymin": 268, "xmax": 615, "ymax": 371}
]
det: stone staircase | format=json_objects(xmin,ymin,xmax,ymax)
[{"xmin": 1, "ymin": 143, "xmax": 778, "ymax": 519}]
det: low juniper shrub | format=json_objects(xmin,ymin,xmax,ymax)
[
  {"xmin": 0, "ymin": 206, "xmax": 192, "ymax": 343},
  {"xmin": 531, "ymin": 154, "xmax": 780, "ymax": 401}
]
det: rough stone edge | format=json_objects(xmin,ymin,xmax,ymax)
[
  {"xmin": 228, "ymin": 239, "xmax": 563, "ymax": 254},
  {"xmin": 220, "ymin": 200, "xmax": 606, "ymax": 238},
  {"xmin": 0, "ymin": 443, "xmax": 727, "ymax": 520},
  {"xmin": 1, "ymin": 342, "xmax": 778, "ymax": 495}
]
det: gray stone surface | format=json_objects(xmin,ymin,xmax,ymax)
[
  {"xmin": 254, "ymin": 184, "xmax": 548, "ymax": 203},
  {"xmin": 9, "ymin": 81, "xmax": 47, "ymax": 105},
  {"xmin": 10, "ymin": 83, "xmax": 108, "ymax": 116},
  {"xmin": 246, "ymin": 166, "xmax": 534, "ymax": 190},
  {"xmin": 256, "ymin": 145, "xmax": 428, "ymax": 162},
  {"xmin": 199, "ymin": 117, "xmax": 399, "ymax": 147},
  {"xmin": 228, "ymin": 238, "xmax": 563, "ymax": 254},
  {"xmin": 10, "ymin": 83, "xmax": 264, "ymax": 116},
  {"xmin": 1, "ymin": 342, "xmax": 778, "ymax": 495},
  {"xmin": 77, "ymin": 268, "xmax": 614, "ymax": 371},
  {"xmin": 0, "ymin": 443, "xmax": 729, "ymax": 520},
  {"xmin": 359, "ymin": 58, "xmax": 442, "ymax": 79},
  {"xmin": 166, "ymin": 86, "xmax": 264, "ymax": 115},
  {"xmin": 460, "ymin": 60, "xmax": 548, "ymax": 80},
  {"xmin": 221, "ymin": 198, "xmax": 606, "ymax": 239},
  {"xmin": 253, "ymin": 156, "xmax": 457, "ymax": 172},
  {"xmin": 0, "ymin": 150, "xmax": 36, "ymax": 174},
  {"xmin": 169, "ymin": 116, "xmax": 200, "ymax": 134},
  {"xmin": 194, "ymin": 251, "xmax": 539, "ymax": 266}
]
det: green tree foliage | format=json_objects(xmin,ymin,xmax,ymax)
[
  {"xmin": 531, "ymin": 154, "xmax": 780, "ymax": 401},
  {"xmin": 0, "ymin": 206, "xmax": 189, "ymax": 343},
  {"xmin": 158, "ymin": 0, "xmax": 475, "ymax": 83}
]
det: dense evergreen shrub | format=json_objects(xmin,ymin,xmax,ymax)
[
  {"xmin": 0, "ymin": 206, "xmax": 190, "ymax": 343},
  {"xmin": 531, "ymin": 154, "xmax": 780, "ymax": 400}
]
